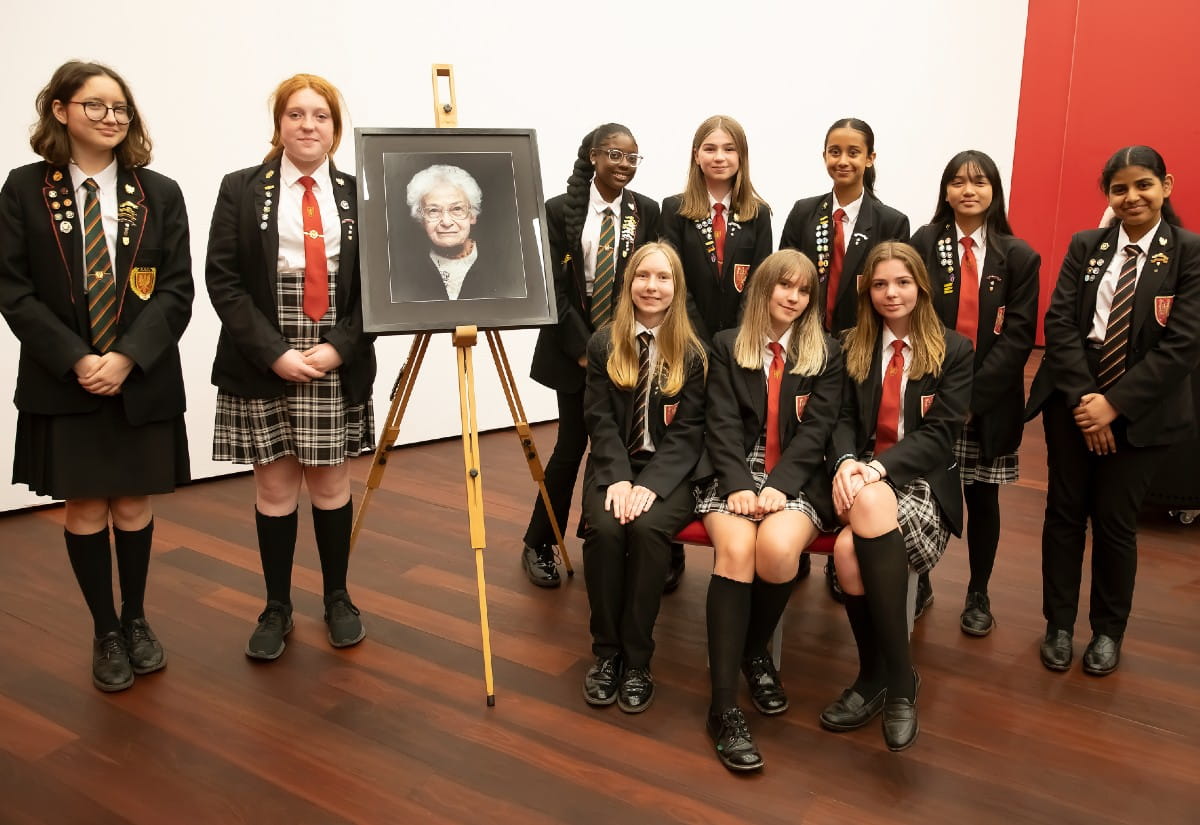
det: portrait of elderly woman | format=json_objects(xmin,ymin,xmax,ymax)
[{"xmin": 387, "ymin": 160, "xmax": 527, "ymax": 303}]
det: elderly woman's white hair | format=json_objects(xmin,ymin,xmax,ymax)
[{"xmin": 406, "ymin": 164, "xmax": 483, "ymax": 220}]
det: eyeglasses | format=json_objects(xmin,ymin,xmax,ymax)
[
  {"xmin": 420, "ymin": 204, "xmax": 471, "ymax": 222},
  {"xmin": 597, "ymin": 148, "xmax": 644, "ymax": 167},
  {"xmin": 70, "ymin": 100, "xmax": 135, "ymax": 125}
]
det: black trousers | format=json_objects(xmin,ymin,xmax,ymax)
[
  {"xmin": 524, "ymin": 388, "xmax": 588, "ymax": 548},
  {"xmin": 1041, "ymin": 391, "xmax": 1165, "ymax": 637},
  {"xmin": 581, "ymin": 465, "xmax": 696, "ymax": 668}
]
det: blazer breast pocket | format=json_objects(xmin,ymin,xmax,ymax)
[{"xmin": 133, "ymin": 248, "xmax": 162, "ymax": 267}]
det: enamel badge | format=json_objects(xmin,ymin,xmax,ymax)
[{"xmin": 130, "ymin": 267, "xmax": 156, "ymax": 300}]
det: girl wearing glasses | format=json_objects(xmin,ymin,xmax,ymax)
[
  {"xmin": 523, "ymin": 124, "xmax": 660, "ymax": 588},
  {"xmin": 0, "ymin": 61, "xmax": 194, "ymax": 692},
  {"xmin": 206, "ymin": 74, "xmax": 376, "ymax": 661}
]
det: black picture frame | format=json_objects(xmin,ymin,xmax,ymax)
[{"xmin": 355, "ymin": 127, "xmax": 556, "ymax": 334}]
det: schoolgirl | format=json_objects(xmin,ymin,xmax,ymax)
[
  {"xmin": 909, "ymin": 150, "xmax": 1041, "ymax": 636},
  {"xmin": 524, "ymin": 123, "xmax": 660, "ymax": 588},
  {"xmin": 823, "ymin": 242, "xmax": 972, "ymax": 751},
  {"xmin": 695, "ymin": 249, "xmax": 843, "ymax": 771},
  {"xmin": 778, "ymin": 117, "xmax": 910, "ymax": 602},
  {"xmin": 579, "ymin": 242, "xmax": 707, "ymax": 713},
  {"xmin": 206, "ymin": 74, "xmax": 376, "ymax": 660},
  {"xmin": 1026, "ymin": 146, "xmax": 1200, "ymax": 676},
  {"xmin": 0, "ymin": 61, "xmax": 193, "ymax": 691}
]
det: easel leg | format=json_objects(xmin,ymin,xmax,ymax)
[
  {"xmin": 484, "ymin": 330, "xmax": 574, "ymax": 576},
  {"xmin": 454, "ymin": 326, "xmax": 496, "ymax": 705}
]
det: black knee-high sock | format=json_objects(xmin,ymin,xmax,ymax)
[
  {"xmin": 843, "ymin": 594, "xmax": 886, "ymax": 696},
  {"xmin": 964, "ymin": 482, "xmax": 1001, "ymax": 594},
  {"xmin": 854, "ymin": 530, "xmax": 916, "ymax": 701},
  {"xmin": 707, "ymin": 574, "xmax": 752, "ymax": 713},
  {"xmin": 743, "ymin": 577, "xmax": 796, "ymax": 660},
  {"xmin": 64, "ymin": 527, "xmax": 120, "ymax": 637},
  {"xmin": 312, "ymin": 501, "xmax": 352, "ymax": 595},
  {"xmin": 113, "ymin": 521, "xmax": 153, "ymax": 624},
  {"xmin": 256, "ymin": 509, "xmax": 298, "ymax": 604}
]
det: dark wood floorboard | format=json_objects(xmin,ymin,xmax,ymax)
[{"xmin": 1, "ymin": 352, "xmax": 1198, "ymax": 824}]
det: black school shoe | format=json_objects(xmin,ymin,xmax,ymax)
[
  {"xmin": 913, "ymin": 573, "xmax": 934, "ymax": 621},
  {"xmin": 92, "ymin": 631, "xmax": 134, "ymax": 692},
  {"xmin": 742, "ymin": 654, "xmax": 789, "ymax": 715},
  {"xmin": 960, "ymin": 591, "xmax": 995, "ymax": 636},
  {"xmin": 617, "ymin": 667, "xmax": 655, "ymax": 713},
  {"xmin": 521, "ymin": 543, "xmax": 561, "ymax": 588},
  {"xmin": 583, "ymin": 654, "xmax": 621, "ymax": 706},
  {"xmin": 246, "ymin": 600, "xmax": 294, "ymax": 660},
  {"xmin": 122, "ymin": 617, "xmax": 166, "ymax": 674},
  {"xmin": 1082, "ymin": 634, "xmax": 1122, "ymax": 676},
  {"xmin": 707, "ymin": 707, "xmax": 764, "ymax": 772},
  {"xmin": 324, "ymin": 590, "xmax": 366, "ymax": 648}
]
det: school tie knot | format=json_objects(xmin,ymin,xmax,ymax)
[
  {"xmin": 833, "ymin": 207, "xmax": 846, "ymax": 223},
  {"xmin": 638, "ymin": 330, "xmax": 653, "ymax": 350},
  {"xmin": 299, "ymin": 175, "xmax": 316, "ymax": 193},
  {"xmin": 1124, "ymin": 244, "xmax": 1140, "ymax": 260},
  {"xmin": 961, "ymin": 236, "xmax": 974, "ymax": 252},
  {"xmin": 890, "ymin": 338, "xmax": 906, "ymax": 359},
  {"xmin": 84, "ymin": 177, "xmax": 99, "ymax": 193}
]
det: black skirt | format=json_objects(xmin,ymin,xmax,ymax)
[{"xmin": 13, "ymin": 396, "xmax": 190, "ymax": 499}]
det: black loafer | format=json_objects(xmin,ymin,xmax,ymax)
[
  {"xmin": 1082, "ymin": 634, "xmax": 1122, "ymax": 676},
  {"xmin": 742, "ymin": 654, "xmax": 789, "ymax": 715},
  {"xmin": 825, "ymin": 558, "xmax": 847, "ymax": 603},
  {"xmin": 583, "ymin": 654, "xmax": 621, "ymax": 706},
  {"xmin": 246, "ymin": 601, "xmax": 294, "ymax": 660},
  {"xmin": 521, "ymin": 543, "xmax": 561, "ymax": 588},
  {"xmin": 324, "ymin": 590, "xmax": 366, "ymax": 648},
  {"xmin": 960, "ymin": 591, "xmax": 995, "ymax": 637},
  {"xmin": 663, "ymin": 543, "xmax": 686, "ymax": 594},
  {"xmin": 122, "ymin": 617, "xmax": 165, "ymax": 674},
  {"xmin": 706, "ymin": 707, "xmax": 764, "ymax": 772},
  {"xmin": 1039, "ymin": 628, "xmax": 1073, "ymax": 672},
  {"xmin": 92, "ymin": 631, "xmax": 134, "ymax": 693},
  {"xmin": 617, "ymin": 666, "xmax": 655, "ymax": 713},
  {"xmin": 882, "ymin": 671, "xmax": 920, "ymax": 752},
  {"xmin": 913, "ymin": 573, "xmax": 934, "ymax": 621},
  {"xmin": 819, "ymin": 686, "xmax": 887, "ymax": 731}
]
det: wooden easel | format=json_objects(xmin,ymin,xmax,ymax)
[{"xmin": 349, "ymin": 65, "xmax": 572, "ymax": 706}]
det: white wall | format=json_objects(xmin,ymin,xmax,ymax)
[{"xmin": 0, "ymin": 1, "xmax": 1029, "ymax": 511}]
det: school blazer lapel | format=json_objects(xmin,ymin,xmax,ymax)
[
  {"xmin": 329, "ymin": 165, "xmax": 356, "ymax": 309},
  {"xmin": 840, "ymin": 195, "xmax": 876, "ymax": 296},
  {"xmin": 975, "ymin": 231, "xmax": 1010, "ymax": 346},
  {"xmin": 41, "ymin": 165, "xmax": 89, "ymax": 332},
  {"xmin": 1132, "ymin": 223, "xmax": 1174, "ymax": 336},
  {"xmin": 862, "ymin": 334, "xmax": 885, "ymax": 443},
  {"xmin": 930, "ymin": 221, "xmax": 959, "ymax": 326},
  {"xmin": 813, "ymin": 196, "xmax": 835, "ymax": 294},
  {"xmin": 255, "ymin": 160, "xmax": 283, "ymax": 297},
  {"xmin": 1078, "ymin": 226, "xmax": 1120, "ymax": 330},
  {"xmin": 113, "ymin": 167, "xmax": 149, "ymax": 324},
  {"xmin": 737, "ymin": 362, "xmax": 767, "ymax": 433},
  {"xmin": 616, "ymin": 194, "xmax": 641, "ymax": 292}
]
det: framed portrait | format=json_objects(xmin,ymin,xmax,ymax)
[{"xmin": 355, "ymin": 127, "xmax": 556, "ymax": 333}]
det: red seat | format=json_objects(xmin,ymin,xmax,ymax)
[{"xmin": 675, "ymin": 519, "xmax": 837, "ymax": 554}]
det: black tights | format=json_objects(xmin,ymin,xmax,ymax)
[{"xmin": 964, "ymin": 482, "xmax": 1001, "ymax": 594}]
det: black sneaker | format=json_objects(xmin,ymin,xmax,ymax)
[
  {"xmin": 246, "ymin": 600, "xmax": 294, "ymax": 660},
  {"xmin": 122, "ymin": 617, "xmax": 165, "ymax": 674},
  {"xmin": 92, "ymin": 631, "xmax": 134, "ymax": 692},
  {"xmin": 706, "ymin": 707, "xmax": 764, "ymax": 772},
  {"xmin": 324, "ymin": 590, "xmax": 366, "ymax": 648}
]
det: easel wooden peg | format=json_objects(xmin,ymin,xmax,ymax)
[{"xmin": 432, "ymin": 65, "xmax": 458, "ymax": 127}]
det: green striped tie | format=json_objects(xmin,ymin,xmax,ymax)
[
  {"xmin": 591, "ymin": 207, "xmax": 616, "ymax": 328},
  {"xmin": 83, "ymin": 178, "xmax": 117, "ymax": 353}
]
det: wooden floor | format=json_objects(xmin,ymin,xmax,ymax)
[{"xmin": 2, "ymin": 370, "xmax": 1199, "ymax": 824}]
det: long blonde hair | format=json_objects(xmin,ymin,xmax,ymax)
[
  {"xmin": 678, "ymin": 115, "xmax": 765, "ymax": 222},
  {"xmin": 733, "ymin": 250, "xmax": 828, "ymax": 375},
  {"xmin": 607, "ymin": 243, "xmax": 707, "ymax": 396},
  {"xmin": 843, "ymin": 242, "xmax": 947, "ymax": 383}
]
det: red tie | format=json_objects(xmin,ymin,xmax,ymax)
[
  {"xmin": 299, "ymin": 175, "xmax": 329, "ymax": 322},
  {"xmin": 713, "ymin": 203, "xmax": 727, "ymax": 272},
  {"xmin": 826, "ymin": 207, "xmax": 847, "ymax": 325},
  {"xmin": 765, "ymin": 342, "xmax": 784, "ymax": 472},
  {"xmin": 875, "ymin": 339, "xmax": 905, "ymax": 455},
  {"xmin": 957, "ymin": 236, "xmax": 979, "ymax": 345}
]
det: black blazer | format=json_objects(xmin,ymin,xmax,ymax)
[
  {"xmin": 0, "ymin": 161, "xmax": 193, "ymax": 425},
  {"xmin": 912, "ymin": 221, "xmax": 1041, "ymax": 459},
  {"xmin": 705, "ymin": 328, "xmax": 844, "ymax": 521},
  {"xmin": 831, "ymin": 330, "xmax": 974, "ymax": 536},
  {"xmin": 530, "ymin": 190, "xmax": 660, "ymax": 393},
  {"xmin": 659, "ymin": 195, "xmax": 772, "ymax": 343},
  {"xmin": 1026, "ymin": 222, "xmax": 1200, "ymax": 447},
  {"xmin": 206, "ymin": 160, "xmax": 376, "ymax": 404},
  {"xmin": 779, "ymin": 191, "xmax": 909, "ymax": 334},
  {"xmin": 582, "ymin": 327, "xmax": 706, "ymax": 498}
]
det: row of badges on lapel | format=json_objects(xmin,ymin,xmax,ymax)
[
  {"xmin": 52, "ymin": 174, "xmax": 137, "ymax": 236},
  {"xmin": 258, "ymin": 169, "xmax": 353, "ymax": 233},
  {"xmin": 1084, "ymin": 236, "xmax": 1170, "ymax": 281}
]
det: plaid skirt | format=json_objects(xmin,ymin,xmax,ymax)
[
  {"xmin": 693, "ymin": 435, "xmax": 824, "ymax": 530},
  {"xmin": 890, "ymin": 476, "xmax": 951, "ymax": 574},
  {"xmin": 953, "ymin": 419, "xmax": 1018, "ymax": 485},
  {"xmin": 212, "ymin": 268, "xmax": 375, "ymax": 467}
]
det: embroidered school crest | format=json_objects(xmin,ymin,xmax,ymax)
[
  {"xmin": 921, "ymin": 394, "xmax": 935, "ymax": 417},
  {"xmin": 129, "ymin": 267, "xmax": 156, "ymax": 300},
  {"xmin": 994, "ymin": 306, "xmax": 1005, "ymax": 336},
  {"xmin": 1155, "ymin": 295, "xmax": 1174, "ymax": 327},
  {"xmin": 794, "ymin": 394, "xmax": 810, "ymax": 422},
  {"xmin": 733, "ymin": 264, "xmax": 750, "ymax": 292},
  {"xmin": 663, "ymin": 402, "xmax": 679, "ymax": 427}
]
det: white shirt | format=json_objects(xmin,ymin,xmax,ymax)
[
  {"xmin": 762, "ymin": 328, "xmax": 793, "ymax": 379},
  {"xmin": 957, "ymin": 223, "xmax": 987, "ymax": 278},
  {"xmin": 68, "ymin": 159, "xmax": 118, "ymax": 286},
  {"xmin": 430, "ymin": 243, "xmax": 479, "ymax": 300},
  {"xmin": 879, "ymin": 327, "xmax": 912, "ymax": 442},
  {"xmin": 1088, "ymin": 221, "xmax": 1159, "ymax": 342},
  {"xmin": 277, "ymin": 154, "xmax": 341, "ymax": 271},
  {"xmin": 582, "ymin": 183, "xmax": 623, "ymax": 295},
  {"xmin": 708, "ymin": 191, "xmax": 733, "ymax": 222},
  {"xmin": 831, "ymin": 189, "xmax": 865, "ymax": 252},
  {"xmin": 633, "ymin": 322, "xmax": 661, "ymax": 452}
]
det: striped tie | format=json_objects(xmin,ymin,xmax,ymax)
[
  {"xmin": 591, "ymin": 208, "xmax": 616, "ymax": 328},
  {"xmin": 1097, "ymin": 245, "xmax": 1141, "ymax": 391},
  {"xmin": 83, "ymin": 178, "xmax": 117, "ymax": 353},
  {"xmin": 627, "ymin": 331, "xmax": 653, "ymax": 454}
]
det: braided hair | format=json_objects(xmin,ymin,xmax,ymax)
[{"xmin": 562, "ymin": 123, "xmax": 634, "ymax": 247}]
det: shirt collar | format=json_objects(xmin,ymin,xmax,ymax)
[
  {"xmin": 957, "ymin": 222, "xmax": 986, "ymax": 251},
  {"xmin": 590, "ymin": 182, "xmax": 622, "ymax": 215},
  {"xmin": 69, "ymin": 158, "xmax": 118, "ymax": 194},
  {"xmin": 281, "ymin": 153, "xmax": 330, "ymax": 189},
  {"xmin": 1117, "ymin": 220, "xmax": 1162, "ymax": 258},
  {"xmin": 708, "ymin": 191, "xmax": 733, "ymax": 215},
  {"xmin": 765, "ymin": 327, "xmax": 793, "ymax": 353},
  {"xmin": 636, "ymin": 321, "xmax": 659, "ymax": 338},
  {"xmin": 881, "ymin": 325, "xmax": 910, "ymax": 354},
  {"xmin": 832, "ymin": 188, "xmax": 865, "ymax": 222}
]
